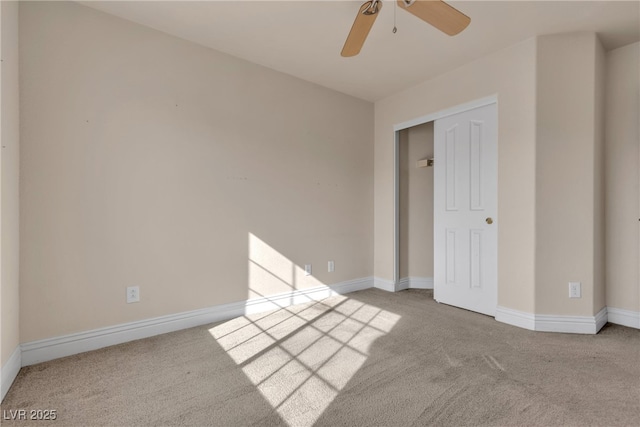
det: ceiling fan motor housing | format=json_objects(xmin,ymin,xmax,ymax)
[{"xmin": 363, "ymin": 0, "xmax": 382, "ymax": 16}]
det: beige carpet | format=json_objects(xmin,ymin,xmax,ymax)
[{"xmin": 2, "ymin": 289, "xmax": 639, "ymax": 426}]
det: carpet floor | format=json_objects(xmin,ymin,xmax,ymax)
[{"xmin": 2, "ymin": 289, "xmax": 639, "ymax": 426}]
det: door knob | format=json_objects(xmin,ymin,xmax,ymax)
[{"xmin": 486, "ymin": 217, "xmax": 493, "ymax": 224}]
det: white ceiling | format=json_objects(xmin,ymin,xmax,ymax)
[{"xmin": 80, "ymin": 1, "xmax": 640, "ymax": 101}]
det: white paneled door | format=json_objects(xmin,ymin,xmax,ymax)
[{"xmin": 434, "ymin": 103, "xmax": 497, "ymax": 316}]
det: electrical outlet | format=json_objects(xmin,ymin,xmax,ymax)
[
  {"xmin": 328, "ymin": 260, "xmax": 335, "ymax": 272},
  {"xmin": 127, "ymin": 286, "xmax": 140, "ymax": 303},
  {"xmin": 304, "ymin": 264, "xmax": 312, "ymax": 276},
  {"xmin": 568, "ymin": 282, "xmax": 581, "ymax": 298}
]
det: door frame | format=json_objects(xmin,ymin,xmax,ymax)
[{"xmin": 392, "ymin": 95, "xmax": 498, "ymax": 288}]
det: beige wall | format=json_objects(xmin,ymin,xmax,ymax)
[
  {"xmin": 376, "ymin": 33, "xmax": 615, "ymax": 318},
  {"xmin": 12, "ymin": 2, "xmax": 637, "ymax": 350},
  {"xmin": 605, "ymin": 42, "xmax": 640, "ymax": 312},
  {"xmin": 399, "ymin": 122, "xmax": 433, "ymax": 279},
  {"xmin": 375, "ymin": 38, "xmax": 538, "ymax": 313},
  {"xmin": 594, "ymin": 34, "xmax": 606, "ymax": 313},
  {"xmin": 534, "ymin": 33, "xmax": 606, "ymax": 316},
  {"xmin": 1, "ymin": 1, "xmax": 21, "ymax": 370},
  {"xmin": 19, "ymin": 1, "xmax": 373, "ymax": 342}
]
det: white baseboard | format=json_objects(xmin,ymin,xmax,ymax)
[
  {"xmin": 595, "ymin": 307, "xmax": 609, "ymax": 332},
  {"xmin": 397, "ymin": 277, "xmax": 434, "ymax": 291},
  {"xmin": 495, "ymin": 306, "xmax": 536, "ymax": 331},
  {"xmin": 607, "ymin": 307, "xmax": 640, "ymax": 329},
  {"xmin": 373, "ymin": 277, "xmax": 395, "ymax": 292},
  {"xmin": 1, "ymin": 346, "xmax": 21, "ymax": 402},
  {"xmin": 243, "ymin": 276, "xmax": 373, "ymax": 315},
  {"xmin": 18, "ymin": 277, "xmax": 634, "ymax": 369},
  {"xmin": 535, "ymin": 307, "xmax": 608, "ymax": 334},
  {"xmin": 21, "ymin": 277, "xmax": 374, "ymax": 367},
  {"xmin": 496, "ymin": 306, "xmax": 608, "ymax": 334}
]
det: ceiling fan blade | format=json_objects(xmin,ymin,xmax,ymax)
[
  {"xmin": 341, "ymin": 1, "xmax": 383, "ymax": 57},
  {"xmin": 397, "ymin": 0, "xmax": 470, "ymax": 36}
]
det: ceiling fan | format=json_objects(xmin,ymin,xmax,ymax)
[{"xmin": 341, "ymin": 0, "xmax": 471, "ymax": 57}]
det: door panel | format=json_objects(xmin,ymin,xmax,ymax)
[
  {"xmin": 445, "ymin": 125, "xmax": 459, "ymax": 211},
  {"xmin": 434, "ymin": 103, "xmax": 497, "ymax": 316}
]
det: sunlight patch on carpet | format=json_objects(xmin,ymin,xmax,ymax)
[{"xmin": 209, "ymin": 295, "xmax": 400, "ymax": 426}]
